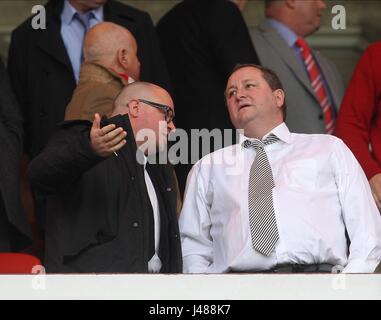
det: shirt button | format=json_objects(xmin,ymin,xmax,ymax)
[
  {"xmin": 39, "ymin": 110, "xmax": 46, "ymax": 117},
  {"xmin": 166, "ymin": 187, "xmax": 172, "ymax": 192},
  {"xmin": 132, "ymin": 222, "xmax": 139, "ymax": 228},
  {"xmin": 318, "ymin": 114, "xmax": 324, "ymax": 120},
  {"xmin": 131, "ymin": 176, "xmax": 135, "ymax": 181}
]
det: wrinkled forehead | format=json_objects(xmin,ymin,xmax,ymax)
[
  {"xmin": 226, "ymin": 67, "xmax": 263, "ymax": 90},
  {"xmin": 228, "ymin": 66, "xmax": 263, "ymax": 83}
]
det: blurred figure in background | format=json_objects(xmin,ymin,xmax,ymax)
[
  {"xmin": 251, "ymin": 0, "xmax": 344, "ymax": 134},
  {"xmin": 64, "ymin": 22, "xmax": 140, "ymax": 120},
  {"xmin": 157, "ymin": 0, "xmax": 260, "ymax": 195},
  {"xmin": 335, "ymin": 41, "xmax": 381, "ymax": 212}
]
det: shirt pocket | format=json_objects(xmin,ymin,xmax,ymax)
[{"xmin": 282, "ymin": 159, "xmax": 317, "ymax": 192}]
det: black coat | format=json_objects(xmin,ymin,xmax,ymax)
[
  {"xmin": 157, "ymin": 0, "xmax": 260, "ymax": 193},
  {"xmin": 157, "ymin": 0, "xmax": 259, "ymax": 132},
  {"xmin": 28, "ymin": 115, "xmax": 182, "ymax": 273},
  {"xmin": 8, "ymin": 0, "xmax": 171, "ymax": 158},
  {"xmin": 0, "ymin": 59, "xmax": 32, "ymax": 251}
]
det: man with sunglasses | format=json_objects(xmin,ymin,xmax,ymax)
[{"xmin": 28, "ymin": 82, "xmax": 182, "ymax": 273}]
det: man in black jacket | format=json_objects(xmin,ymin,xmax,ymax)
[
  {"xmin": 157, "ymin": 0, "xmax": 260, "ymax": 194},
  {"xmin": 0, "ymin": 59, "xmax": 32, "ymax": 251},
  {"xmin": 28, "ymin": 82, "xmax": 182, "ymax": 273},
  {"xmin": 8, "ymin": 0, "xmax": 171, "ymax": 159}
]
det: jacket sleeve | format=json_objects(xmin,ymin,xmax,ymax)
[
  {"xmin": 27, "ymin": 124, "xmax": 104, "ymax": 195},
  {"xmin": 0, "ymin": 58, "xmax": 23, "ymax": 155},
  {"xmin": 334, "ymin": 44, "xmax": 381, "ymax": 180}
]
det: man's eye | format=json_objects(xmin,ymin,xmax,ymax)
[
  {"xmin": 228, "ymin": 90, "xmax": 236, "ymax": 97},
  {"xmin": 246, "ymin": 83, "xmax": 255, "ymax": 88}
]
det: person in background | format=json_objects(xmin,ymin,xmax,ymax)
[
  {"xmin": 251, "ymin": 0, "xmax": 344, "ymax": 134},
  {"xmin": 64, "ymin": 22, "xmax": 140, "ymax": 120},
  {"xmin": 335, "ymin": 41, "xmax": 381, "ymax": 212}
]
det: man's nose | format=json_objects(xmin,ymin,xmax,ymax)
[
  {"xmin": 236, "ymin": 87, "xmax": 247, "ymax": 100},
  {"xmin": 168, "ymin": 121, "xmax": 176, "ymax": 132}
]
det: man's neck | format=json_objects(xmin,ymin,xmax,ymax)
[
  {"xmin": 243, "ymin": 121, "xmax": 282, "ymax": 140},
  {"xmin": 266, "ymin": 15, "xmax": 303, "ymax": 38}
]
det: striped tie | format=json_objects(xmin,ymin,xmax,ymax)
[
  {"xmin": 295, "ymin": 38, "xmax": 335, "ymax": 134},
  {"xmin": 243, "ymin": 133, "xmax": 280, "ymax": 256}
]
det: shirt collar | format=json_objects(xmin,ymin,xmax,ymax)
[
  {"xmin": 266, "ymin": 18, "xmax": 298, "ymax": 48},
  {"xmin": 135, "ymin": 148, "xmax": 148, "ymax": 169},
  {"xmin": 61, "ymin": 0, "xmax": 104, "ymax": 25},
  {"xmin": 239, "ymin": 122, "xmax": 291, "ymax": 146}
]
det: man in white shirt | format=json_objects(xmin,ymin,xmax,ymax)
[{"xmin": 179, "ymin": 64, "xmax": 381, "ymax": 273}]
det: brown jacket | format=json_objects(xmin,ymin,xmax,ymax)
[{"xmin": 65, "ymin": 62, "xmax": 128, "ymax": 121}]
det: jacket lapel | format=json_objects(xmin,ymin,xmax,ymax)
[{"xmin": 35, "ymin": 0, "xmax": 74, "ymax": 74}]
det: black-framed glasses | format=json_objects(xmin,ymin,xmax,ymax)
[{"xmin": 138, "ymin": 99, "xmax": 175, "ymax": 123}]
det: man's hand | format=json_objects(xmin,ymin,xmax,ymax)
[
  {"xmin": 90, "ymin": 113, "xmax": 127, "ymax": 157},
  {"xmin": 369, "ymin": 173, "xmax": 381, "ymax": 212}
]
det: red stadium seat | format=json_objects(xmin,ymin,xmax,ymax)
[{"xmin": 0, "ymin": 253, "xmax": 42, "ymax": 274}]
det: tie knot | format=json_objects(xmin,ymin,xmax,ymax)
[
  {"xmin": 75, "ymin": 11, "xmax": 94, "ymax": 31},
  {"xmin": 243, "ymin": 133, "xmax": 279, "ymax": 150},
  {"xmin": 295, "ymin": 37, "xmax": 310, "ymax": 53}
]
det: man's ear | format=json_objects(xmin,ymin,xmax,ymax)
[
  {"xmin": 273, "ymin": 89, "xmax": 285, "ymax": 108},
  {"xmin": 117, "ymin": 48, "xmax": 129, "ymax": 69},
  {"xmin": 126, "ymin": 99, "xmax": 140, "ymax": 119}
]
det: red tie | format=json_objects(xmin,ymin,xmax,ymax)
[{"xmin": 295, "ymin": 38, "xmax": 335, "ymax": 134}]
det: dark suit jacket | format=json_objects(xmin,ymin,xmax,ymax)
[
  {"xmin": 7, "ymin": 0, "xmax": 171, "ymax": 158},
  {"xmin": 157, "ymin": 0, "xmax": 259, "ymax": 193},
  {"xmin": 28, "ymin": 115, "xmax": 182, "ymax": 273},
  {"xmin": 157, "ymin": 0, "xmax": 259, "ymax": 132},
  {"xmin": 0, "ymin": 58, "xmax": 32, "ymax": 250}
]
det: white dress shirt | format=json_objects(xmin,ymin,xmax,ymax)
[
  {"xmin": 179, "ymin": 123, "xmax": 381, "ymax": 273},
  {"xmin": 143, "ymin": 157, "xmax": 162, "ymax": 272}
]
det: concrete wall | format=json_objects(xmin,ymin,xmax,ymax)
[{"xmin": 1, "ymin": 0, "xmax": 380, "ymax": 86}]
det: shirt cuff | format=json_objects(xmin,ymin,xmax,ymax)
[{"xmin": 342, "ymin": 258, "xmax": 381, "ymax": 273}]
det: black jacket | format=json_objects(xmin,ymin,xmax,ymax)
[
  {"xmin": 0, "ymin": 59, "xmax": 32, "ymax": 250},
  {"xmin": 157, "ymin": 0, "xmax": 260, "ymax": 193},
  {"xmin": 28, "ymin": 115, "xmax": 182, "ymax": 273},
  {"xmin": 157, "ymin": 0, "xmax": 259, "ymax": 132},
  {"xmin": 8, "ymin": 0, "xmax": 171, "ymax": 158}
]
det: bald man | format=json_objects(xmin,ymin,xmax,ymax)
[
  {"xmin": 64, "ymin": 22, "xmax": 141, "ymax": 120},
  {"xmin": 28, "ymin": 82, "xmax": 182, "ymax": 273}
]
